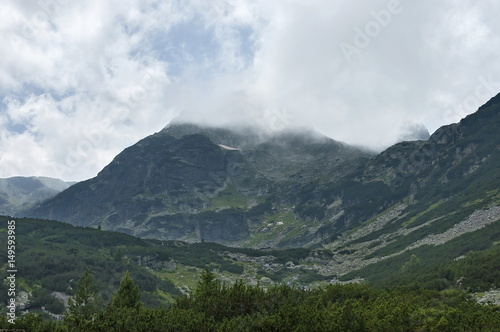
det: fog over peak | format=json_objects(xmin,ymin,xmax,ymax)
[
  {"xmin": 165, "ymin": 113, "xmax": 333, "ymax": 151},
  {"xmin": 397, "ymin": 122, "xmax": 431, "ymax": 143},
  {"xmin": 1, "ymin": 0, "xmax": 500, "ymax": 181},
  {"xmin": 171, "ymin": 90, "xmax": 310, "ymax": 136}
]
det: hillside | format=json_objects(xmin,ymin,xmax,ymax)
[
  {"xmin": 1, "ymin": 215, "xmax": 499, "ymax": 330},
  {"xmin": 26, "ymin": 125, "xmax": 371, "ymax": 247},
  {"xmin": 0, "ymin": 177, "xmax": 73, "ymax": 216},
  {"xmin": 0, "ymin": 215, "xmax": 331, "ymax": 309},
  {"xmin": 292, "ymin": 92, "xmax": 500, "ymax": 278},
  {"xmin": 294, "ymin": 94, "xmax": 499, "ymax": 242},
  {"xmin": 17, "ymin": 94, "xmax": 500, "ymax": 290}
]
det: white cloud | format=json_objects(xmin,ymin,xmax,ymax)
[{"xmin": 1, "ymin": 0, "xmax": 500, "ymax": 181}]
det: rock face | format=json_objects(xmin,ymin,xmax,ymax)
[
  {"xmin": 26, "ymin": 92, "xmax": 500, "ymax": 248},
  {"xmin": 27, "ymin": 124, "xmax": 371, "ymax": 245},
  {"xmin": 0, "ymin": 177, "xmax": 73, "ymax": 216},
  {"xmin": 475, "ymin": 289, "xmax": 500, "ymax": 306},
  {"xmin": 293, "ymin": 92, "xmax": 500, "ymax": 244}
]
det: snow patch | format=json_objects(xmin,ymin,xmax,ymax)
[{"xmin": 218, "ymin": 144, "xmax": 241, "ymax": 151}]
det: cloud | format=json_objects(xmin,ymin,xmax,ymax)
[
  {"xmin": 245, "ymin": 0, "xmax": 500, "ymax": 146},
  {"xmin": 1, "ymin": 0, "xmax": 500, "ymax": 181},
  {"xmin": 1, "ymin": 0, "xmax": 179, "ymax": 180}
]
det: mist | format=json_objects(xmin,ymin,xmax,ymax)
[{"xmin": 1, "ymin": 0, "xmax": 500, "ymax": 181}]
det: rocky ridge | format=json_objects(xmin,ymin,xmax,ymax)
[{"xmin": 0, "ymin": 177, "xmax": 73, "ymax": 216}]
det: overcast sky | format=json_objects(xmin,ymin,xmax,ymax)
[{"xmin": 1, "ymin": 0, "xmax": 499, "ymax": 181}]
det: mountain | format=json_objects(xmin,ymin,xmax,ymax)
[
  {"xmin": 291, "ymin": 92, "xmax": 500, "ymax": 277},
  {"xmin": 26, "ymin": 124, "xmax": 371, "ymax": 246},
  {"xmin": 0, "ymin": 176, "xmax": 74, "ymax": 216},
  {"xmin": 397, "ymin": 122, "xmax": 430, "ymax": 141},
  {"xmin": 25, "ymin": 93, "xmax": 500, "ymax": 254},
  {"xmin": 5, "ymin": 94, "xmax": 500, "ymax": 324},
  {"xmin": 296, "ymin": 92, "xmax": 499, "ymax": 238}
]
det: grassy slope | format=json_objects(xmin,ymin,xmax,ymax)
[{"xmin": 0, "ymin": 215, "xmax": 324, "ymax": 310}]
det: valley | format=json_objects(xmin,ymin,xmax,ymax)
[{"xmin": 0, "ymin": 93, "xmax": 499, "ymax": 330}]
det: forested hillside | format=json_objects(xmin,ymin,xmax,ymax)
[
  {"xmin": 1, "ymin": 269, "xmax": 499, "ymax": 331},
  {"xmin": 1, "ymin": 216, "xmax": 499, "ymax": 331}
]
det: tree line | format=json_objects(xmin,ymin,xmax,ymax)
[{"xmin": 1, "ymin": 268, "xmax": 499, "ymax": 331}]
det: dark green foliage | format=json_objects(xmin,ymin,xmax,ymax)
[
  {"xmin": 30, "ymin": 287, "xmax": 65, "ymax": 314},
  {"xmin": 0, "ymin": 216, "xmax": 183, "ymax": 310},
  {"xmin": 267, "ymin": 247, "xmax": 311, "ymax": 264},
  {"xmin": 158, "ymin": 241, "xmax": 246, "ymax": 273},
  {"xmin": 65, "ymin": 269, "xmax": 103, "ymax": 328},
  {"xmin": 256, "ymin": 266, "xmax": 328, "ymax": 284},
  {"xmin": 1, "ymin": 269, "xmax": 500, "ymax": 331},
  {"xmin": 343, "ymin": 223, "xmax": 500, "ymax": 292},
  {"xmin": 0, "ymin": 215, "xmax": 322, "ymax": 315},
  {"xmin": 110, "ymin": 271, "xmax": 142, "ymax": 310}
]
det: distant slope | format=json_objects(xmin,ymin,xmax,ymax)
[
  {"xmin": 24, "ymin": 93, "xmax": 500, "ymax": 252},
  {"xmin": 0, "ymin": 177, "xmax": 73, "ymax": 216},
  {"xmin": 294, "ymin": 92, "xmax": 500, "ymax": 244},
  {"xmin": 295, "ymin": 92, "xmax": 500, "ymax": 279},
  {"xmin": 27, "ymin": 125, "xmax": 371, "ymax": 246},
  {"xmin": 0, "ymin": 215, "xmax": 327, "ymax": 309}
]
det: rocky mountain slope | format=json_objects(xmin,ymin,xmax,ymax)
[
  {"xmin": 5, "ymin": 93, "xmax": 500, "ymax": 315},
  {"xmin": 293, "ymin": 92, "xmax": 500, "ymax": 245},
  {"xmin": 287, "ymin": 92, "xmax": 500, "ymax": 281},
  {"xmin": 25, "ymin": 93, "xmax": 499, "ymax": 251},
  {"xmin": 26, "ymin": 124, "xmax": 371, "ymax": 245},
  {"xmin": 0, "ymin": 177, "xmax": 73, "ymax": 216}
]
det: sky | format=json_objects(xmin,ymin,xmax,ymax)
[{"xmin": 1, "ymin": 0, "xmax": 500, "ymax": 181}]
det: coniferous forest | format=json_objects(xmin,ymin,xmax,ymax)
[
  {"xmin": 2, "ymin": 1, "xmax": 500, "ymax": 331},
  {"xmin": 0, "ymin": 268, "xmax": 499, "ymax": 331},
  {"xmin": 1, "ymin": 216, "xmax": 500, "ymax": 331}
]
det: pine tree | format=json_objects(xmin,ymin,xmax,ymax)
[
  {"xmin": 193, "ymin": 268, "xmax": 226, "ymax": 320},
  {"xmin": 66, "ymin": 268, "xmax": 102, "ymax": 327},
  {"xmin": 111, "ymin": 271, "xmax": 142, "ymax": 310}
]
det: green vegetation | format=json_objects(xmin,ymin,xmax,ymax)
[
  {"xmin": 66, "ymin": 268, "xmax": 103, "ymax": 327},
  {"xmin": 362, "ymin": 187, "xmax": 498, "ymax": 260},
  {"xmin": 0, "ymin": 216, "xmax": 182, "ymax": 307},
  {"xmin": 342, "ymin": 222, "xmax": 500, "ymax": 292},
  {"xmin": 1, "ymin": 269, "xmax": 498, "ymax": 331},
  {"xmin": 402, "ymin": 201, "xmax": 442, "ymax": 227},
  {"xmin": 208, "ymin": 185, "xmax": 248, "ymax": 209},
  {"xmin": 242, "ymin": 210, "xmax": 323, "ymax": 248},
  {"xmin": 30, "ymin": 287, "xmax": 65, "ymax": 314},
  {"xmin": 0, "ymin": 215, "xmax": 326, "ymax": 313},
  {"xmin": 110, "ymin": 271, "xmax": 142, "ymax": 310}
]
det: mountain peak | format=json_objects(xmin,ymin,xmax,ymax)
[
  {"xmin": 397, "ymin": 122, "xmax": 431, "ymax": 142},
  {"xmin": 478, "ymin": 92, "xmax": 500, "ymax": 110},
  {"xmin": 162, "ymin": 120, "xmax": 344, "ymax": 150},
  {"xmin": 0, "ymin": 176, "xmax": 73, "ymax": 216},
  {"xmin": 27, "ymin": 121, "xmax": 370, "ymax": 244}
]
